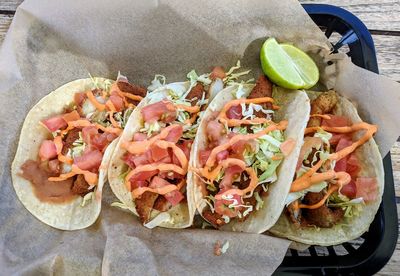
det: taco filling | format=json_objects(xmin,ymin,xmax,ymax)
[
  {"xmin": 118, "ymin": 65, "xmax": 249, "ymax": 225},
  {"xmin": 285, "ymin": 91, "xmax": 379, "ymax": 228},
  {"xmin": 20, "ymin": 76, "xmax": 146, "ymax": 204},
  {"xmin": 194, "ymin": 76, "xmax": 294, "ymax": 228}
]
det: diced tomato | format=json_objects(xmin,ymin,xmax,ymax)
[
  {"xmin": 41, "ymin": 115, "xmax": 67, "ymax": 132},
  {"xmin": 149, "ymin": 176, "xmax": 184, "ymax": 206},
  {"xmin": 91, "ymin": 133, "xmax": 110, "ymax": 152},
  {"xmin": 210, "ymin": 66, "xmax": 226, "ymax": 80},
  {"xmin": 164, "ymin": 190, "xmax": 184, "ymax": 206},
  {"xmin": 355, "ymin": 177, "xmax": 378, "ymax": 202},
  {"xmin": 109, "ymin": 93, "xmax": 124, "ymax": 112},
  {"xmin": 62, "ymin": 110, "xmax": 80, "ymax": 122},
  {"xmin": 347, "ymin": 153, "xmax": 360, "ymax": 178},
  {"xmin": 341, "ymin": 180, "xmax": 357, "ymax": 199},
  {"xmin": 39, "ymin": 140, "xmax": 57, "ymax": 161},
  {"xmin": 177, "ymin": 140, "xmax": 192, "ymax": 160},
  {"xmin": 74, "ymin": 92, "xmax": 86, "ymax": 106},
  {"xmin": 132, "ymin": 154, "xmax": 150, "ymax": 167},
  {"xmin": 173, "ymin": 140, "xmax": 192, "ymax": 165},
  {"xmin": 199, "ymin": 149, "xmax": 212, "ymax": 166},
  {"xmin": 206, "ymin": 119, "xmax": 225, "ymax": 142},
  {"xmin": 226, "ymin": 105, "xmax": 242, "ymax": 119},
  {"xmin": 133, "ymin": 133, "xmax": 147, "ymax": 141},
  {"xmin": 123, "ymin": 153, "xmax": 136, "ymax": 169},
  {"xmin": 322, "ymin": 115, "xmax": 350, "ymax": 127},
  {"xmin": 214, "ymin": 192, "xmax": 242, "ymax": 218},
  {"xmin": 150, "ymin": 145, "xmax": 169, "ymax": 162},
  {"xmin": 216, "ymin": 150, "xmax": 229, "ymax": 162},
  {"xmin": 129, "ymin": 180, "xmax": 148, "ymax": 191},
  {"xmin": 330, "ymin": 133, "xmax": 349, "ymax": 145},
  {"xmin": 164, "ymin": 125, "xmax": 183, "ymax": 143},
  {"xmin": 219, "ymin": 165, "xmax": 244, "ymax": 190},
  {"xmin": 334, "ymin": 158, "xmax": 347, "ymax": 172},
  {"xmin": 130, "ymin": 170, "xmax": 158, "ymax": 182},
  {"xmin": 141, "ymin": 100, "xmax": 177, "ymax": 123},
  {"xmin": 336, "ymin": 137, "xmax": 353, "ymax": 152},
  {"xmin": 82, "ymin": 126, "xmax": 98, "ymax": 144},
  {"xmin": 74, "ymin": 149, "xmax": 103, "ymax": 171}
]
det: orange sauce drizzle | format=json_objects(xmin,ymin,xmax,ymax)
[
  {"xmin": 131, "ymin": 179, "xmax": 186, "ymax": 199},
  {"xmin": 86, "ymin": 90, "xmax": 106, "ymax": 111},
  {"xmin": 121, "ymin": 124, "xmax": 182, "ymax": 154},
  {"xmin": 218, "ymin": 97, "xmax": 274, "ymax": 127},
  {"xmin": 292, "ymin": 121, "xmax": 377, "ymax": 209}
]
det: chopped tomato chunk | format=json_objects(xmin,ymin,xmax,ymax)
[
  {"xmin": 340, "ymin": 180, "xmax": 357, "ymax": 199},
  {"xmin": 219, "ymin": 165, "xmax": 244, "ymax": 190},
  {"xmin": 41, "ymin": 115, "xmax": 67, "ymax": 132},
  {"xmin": 74, "ymin": 149, "xmax": 103, "ymax": 171},
  {"xmin": 226, "ymin": 105, "xmax": 242, "ymax": 119},
  {"xmin": 130, "ymin": 170, "xmax": 158, "ymax": 182},
  {"xmin": 149, "ymin": 176, "xmax": 184, "ymax": 206},
  {"xmin": 39, "ymin": 140, "xmax": 58, "ymax": 161},
  {"xmin": 206, "ymin": 119, "xmax": 225, "ymax": 142},
  {"xmin": 141, "ymin": 100, "xmax": 177, "ymax": 123},
  {"xmin": 110, "ymin": 93, "xmax": 124, "ymax": 112},
  {"xmin": 164, "ymin": 125, "xmax": 183, "ymax": 143}
]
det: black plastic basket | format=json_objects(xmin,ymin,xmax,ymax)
[{"xmin": 275, "ymin": 4, "xmax": 398, "ymax": 275}]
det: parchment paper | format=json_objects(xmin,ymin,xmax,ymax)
[{"xmin": 1, "ymin": 0, "xmax": 400, "ymax": 275}]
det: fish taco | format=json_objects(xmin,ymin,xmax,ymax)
[
  {"xmin": 189, "ymin": 76, "xmax": 310, "ymax": 233},
  {"xmin": 270, "ymin": 90, "xmax": 384, "ymax": 245},
  {"xmin": 12, "ymin": 75, "xmax": 146, "ymax": 230}
]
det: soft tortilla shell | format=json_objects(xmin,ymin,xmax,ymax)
[
  {"xmin": 269, "ymin": 92, "xmax": 384, "ymax": 246},
  {"xmin": 11, "ymin": 78, "xmax": 114, "ymax": 230},
  {"xmin": 107, "ymin": 82, "xmax": 194, "ymax": 228},
  {"xmin": 188, "ymin": 85, "xmax": 310, "ymax": 233}
]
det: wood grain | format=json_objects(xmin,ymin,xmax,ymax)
[
  {"xmin": 373, "ymin": 35, "xmax": 400, "ymax": 81},
  {"xmin": 302, "ymin": 0, "xmax": 400, "ymax": 31},
  {"xmin": 0, "ymin": 14, "xmax": 12, "ymax": 44},
  {"xmin": 0, "ymin": 0, "xmax": 23, "ymax": 11}
]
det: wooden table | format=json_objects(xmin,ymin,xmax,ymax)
[{"xmin": 1, "ymin": 0, "xmax": 399, "ymax": 274}]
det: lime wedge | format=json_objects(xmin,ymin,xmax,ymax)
[{"xmin": 260, "ymin": 38, "xmax": 319, "ymax": 89}]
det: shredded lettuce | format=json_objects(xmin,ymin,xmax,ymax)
[
  {"xmin": 314, "ymin": 128, "xmax": 333, "ymax": 145},
  {"xmin": 148, "ymin": 75, "xmax": 166, "ymax": 92},
  {"xmin": 206, "ymin": 182, "xmax": 217, "ymax": 192},
  {"xmin": 254, "ymin": 191, "xmax": 263, "ymax": 210},
  {"xmin": 258, "ymin": 160, "xmax": 281, "ymax": 182},
  {"xmin": 141, "ymin": 121, "xmax": 164, "ymax": 136},
  {"xmin": 285, "ymin": 181, "xmax": 327, "ymax": 206},
  {"xmin": 81, "ymin": 192, "xmax": 94, "ymax": 207},
  {"xmin": 71, "ymin": 132, "xmax": 86, "ymax": 158}
]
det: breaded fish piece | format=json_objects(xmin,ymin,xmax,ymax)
[{"xmin": 308, "ymin": 90, "xmax": 338, "ymax": 127}]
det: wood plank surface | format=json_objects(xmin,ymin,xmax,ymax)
[
  {"xmin": 0, "ymin": 0, "xmax": 399, "ymax": 274},
  {"xmin": 303, "ymin": 0, "xmax": 400, "ymax": 31},
  {"xmin": 0, "ymin": 0, "xmax": 23, "ymax": 11}
]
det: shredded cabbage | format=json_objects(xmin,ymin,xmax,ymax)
[
  {"xmin": 81, "ymin": 192, "xmax": 94, "ymax": 207},
  {"xmin": 148, "ymin": 75, "xmax": 166, "ymax": 92},
  {"xmin": 254, "ymin": 191, "xmax": 263, "ymax": 210},
  {"xmin": 285, "ymin": 181, "xmax": 328, "ymax": 206}
]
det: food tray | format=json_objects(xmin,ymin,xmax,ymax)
[{"xmin": 275, "ymin": 4, "xmax": 398, "ymax": 275}]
